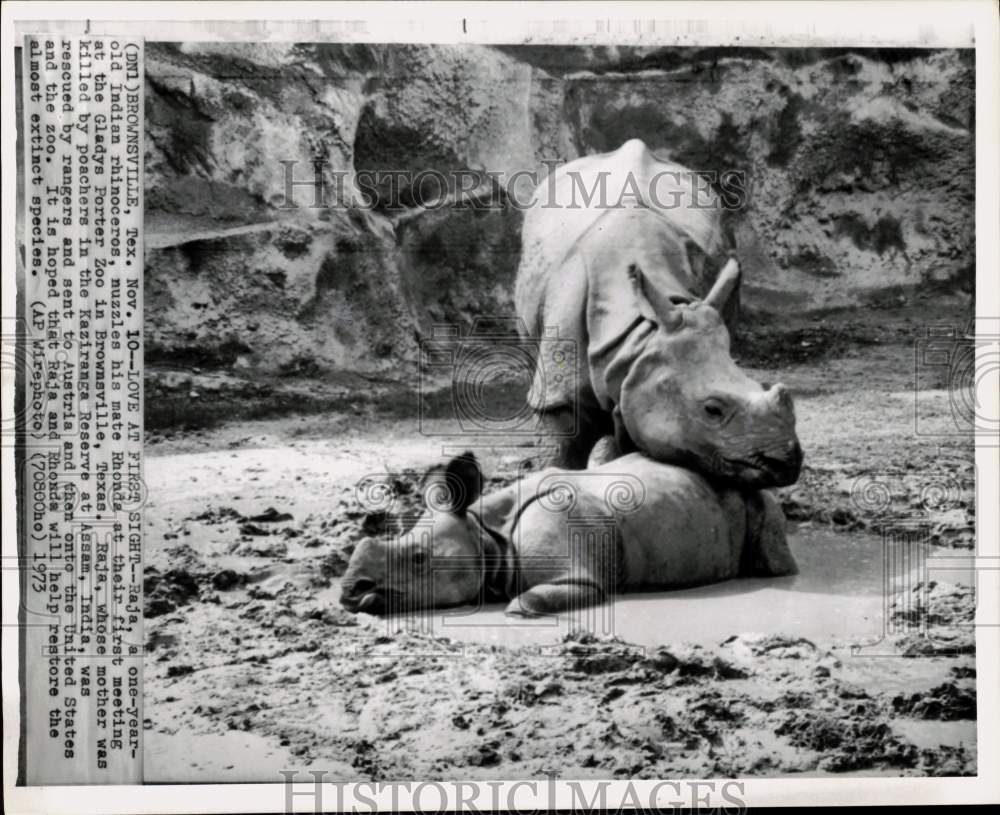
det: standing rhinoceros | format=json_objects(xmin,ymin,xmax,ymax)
[
  {"xmin": 339, "ymin": 452, "xmax": 796, "ymax": 617},
  {"xmin": 515, "ymin": 138, "xmax": 802, "ymax": 487}
]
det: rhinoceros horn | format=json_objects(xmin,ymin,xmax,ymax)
[{"xmin": 703, "ymin": 256, "xmax": 741, "ymax": 312}]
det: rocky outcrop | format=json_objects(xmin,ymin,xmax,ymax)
[
  {"xmin": 560, "ymin": 48, "xmax": 974, "ymax": 311},
  {"xmin": 145, "ymin": 43, "xmax": 974, "ymax": 376}
]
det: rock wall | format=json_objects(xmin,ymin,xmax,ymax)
[{"xmin": 145, "ymin": 43, "xmax": 974, "ymax": 375}]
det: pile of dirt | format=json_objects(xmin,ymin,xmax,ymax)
[
  {"xmin": 145, "ymin": 567, "xmax": 202, "ymax": 618},
  {"xmin": 144, "ymin": 543, "xmax": 216, "ymax": 617},
  {"xmin": 892, "ymin": 681, "xmax": 976, "ymax": 721},
  {"xmin": 888, "ymin": 580, "xmax": 977, "ymax": 656}
]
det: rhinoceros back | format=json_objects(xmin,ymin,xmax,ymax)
[
  {"xmin": 515, "ymin": 139, "xmax": 726, "ymax": 412},
  {"xmin": 504, "ymin": 453, "xmax": 747, "ymax": 592}
]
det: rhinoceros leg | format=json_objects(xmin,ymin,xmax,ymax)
[
  {"xmin": 537, "ymin": 405, "xmax": 613, "ymax": 469},
  {"xmin": 505, "ymin": 580, "xmax": 607, "ymax": 617},
  {"xmin": 744, "ymin": 491, "xmax": 798, "ymax": 576},
  {"xmin": 587, "ymin": 435, "xmax": 620, "ymax": 467},
  {"xmin": 611, "ymin": 406, "xmax": 639, "ymax": 457}
]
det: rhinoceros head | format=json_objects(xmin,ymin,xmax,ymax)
[
  {"xmin": 340, "ymin": 453, "xmax": 492, "ymax": 614},
  {"xmin": 621, "ymin": 259, "xmax": 803, "ymax": 488}
]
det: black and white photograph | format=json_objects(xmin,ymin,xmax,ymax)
[{"xmin": 4, "ymin": 2, "xmax": 999, "ymax": 811}]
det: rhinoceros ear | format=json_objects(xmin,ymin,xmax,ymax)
[
  {"xmin": 423, "ymin": 452, "xmax": 482, "ymax": 514},
  {"xmin": 628, "ymin": 264, "xmax": 683, "ymax": 331}
]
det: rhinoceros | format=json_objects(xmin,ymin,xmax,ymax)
[
  {"xmin": 339, "ymin": 452, "xmax": 796, "ymax": 617},
  {"xmin": 515, "ymin": 138, "xmax": 802, "ymax": 487}
]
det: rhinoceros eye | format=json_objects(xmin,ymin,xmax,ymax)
[{"xmin": 703, "ymin": 399, "xmax": 727, "ymax": 422}]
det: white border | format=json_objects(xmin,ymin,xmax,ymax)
[
  {"xmin": 3, "ymin": 1, "xmax": 999, "ymax": 812},
  {"xmin": 0, "ymin": 0, "xmax": 987, "ymax": 45}
]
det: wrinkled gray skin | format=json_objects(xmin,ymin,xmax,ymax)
[
  {"xmin": 340, "ymin": 452, "xmax": 797, "ymax": 617},
  {"xmin": 515, "ymin": 139, "xmax": 802, "ymax": 487}
]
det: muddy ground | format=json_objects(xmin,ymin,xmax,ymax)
[{"xmin": 143, "ymin": 302, "xmax": 978, "ymax": 781}]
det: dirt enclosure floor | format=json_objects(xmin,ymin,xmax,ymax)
[{"xmin": 143, "ymin": 303, "xmax": 979, "ymax": 781}]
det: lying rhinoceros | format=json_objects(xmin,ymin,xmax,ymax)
[
  {"xmin": 516, "ymin": 138, "xmax": 802, "ymax": 487},
  {"xmin": 340, "ymin": 452, "xmax": 796, "ymax": 616}
]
